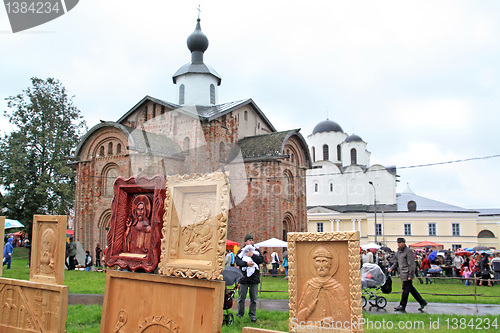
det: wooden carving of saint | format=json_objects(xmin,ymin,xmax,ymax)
[
  {"xmin": 297, "ymin": 246, "xmax": 350, "ymax": 323},
  {"xmin": 124, "ymin": 195, "xmax": 152, "ymax": 254}
]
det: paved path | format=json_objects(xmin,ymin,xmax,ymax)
[{"xmin": 70, "ymin": 294, "xmax": 500, "ymax": 316}]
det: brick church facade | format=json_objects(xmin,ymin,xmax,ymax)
[{"xmin": 71, "ymin": 18, "xmax": 311, "ymax": 252}]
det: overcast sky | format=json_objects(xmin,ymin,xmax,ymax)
[{"xmin": 1, "ymin": 0, "xmax": 499, "ymax": 209}]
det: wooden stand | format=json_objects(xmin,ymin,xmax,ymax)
[{"xmin": 100, "ymin": 270, "xmax": 225, "ymax": 333}]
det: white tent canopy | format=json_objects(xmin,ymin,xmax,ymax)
[
  {"xmin": 254, "ymin": 238, "xmax": 288, "ymax": 248},
  {"xmin": 361, "ymin": 243, "xmax": 381, "ymax": 250},
  {"xmin": 5, "ymin": 219, "xmax": 24, "ymax": 229}
]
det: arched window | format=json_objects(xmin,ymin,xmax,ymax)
[
  {"xmin": 183, "ymin": 137, "xmax": 190, "ymax": 152},
  {"xmin": 116, "ymin": 143, "xmax": 122, "ymax": 154},
  {"xmin": 407, "ymin": 200, "xmax": 417, "ymax": 212},
  {"xmin": 478, "ymin": 230, "xmax": 495, "ymax": 238},
  {"xmin": 337, "ymin": 145, "xmax": 341, "ymax": 161},
  {"xmin": 312, "ymin": 146, "xmax": 315, "ymax": 162},
  {"xmin": 244, "ymin": 110, "xmax": 248, "ymax": 121},
  {"xmin": 210, "ymin": 84, "xmax": 215, "ymax": 104},
  {"xmin": 350, "ymin": 148, "xmax": 357, "ymax": 164},
  {"xmin": 108, "ymin": 142, "xmax": 113, "ymax": 155},
  {"xmin": 283, "ymin": 170, "xmax": 293, "ymax": 199},
  {"xmin": 323, "ymin": 144, "xmax": 329, "ymax": 161},
  {"xmin": 99, "ymin": 146, "xmax": 105, "ymax": 156},
  {"xmin": 219, "ymin": 142, "xmax": 225, "ymax": 161},
  {"xmin": 103, "ymin": 164, "xmax": 120, "ymax": 197},
  {"xmin": 179, "ymin": 84, "xmax": 185, "ymax": 104}
]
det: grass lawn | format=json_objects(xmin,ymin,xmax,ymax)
[{"xmin": 4, "ymin": 248, "xmax": 500, "ymax": 332}]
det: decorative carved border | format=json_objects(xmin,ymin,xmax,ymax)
[
  {"xmin": 158, "ymin": 172, "xmax": 229, "ymax": 280},
  {"xmin": 105, "ymin": 175, "xmax": 166, "ymax": 272},
  {"xmin": 30, "ymin": 215, "xmax": 67, "ymax": 285},
  {"xmin": 288, "ymin": 231, "xmax": 362, "ymax": 333},
  {"xmin": 0, "ymin": 217, "xmax": 4, "ymax": 277}
]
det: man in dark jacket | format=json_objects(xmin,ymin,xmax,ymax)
[
  {"xmin": 235, "ymin": 233, "xmax": 264, "ymax": 322},
  {"xmin": 388, "ymin": 238, "xmax": 427, "ymax": 312}
]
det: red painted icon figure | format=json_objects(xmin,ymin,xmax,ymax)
[{"xmin": 124, "ymin": 195, "xmax": 152, "ymax": 254}]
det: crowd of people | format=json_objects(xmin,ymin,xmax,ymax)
[{"xmin": 362, "ymin": 246, "xmax": 500, "ymax": 287}]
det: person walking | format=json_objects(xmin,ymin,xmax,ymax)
[
  {"xmin": 95, "ymin": 244, "xmax": 102, "ymax": 268},
  {"xmin": 282, "ymin": 248, "xmax": 289, "ymax": 280},
  {"xmin": 479, "ymin": 253, "xmax": 492, "ymax": 287},
  {"xmin": 235, "ymin": 234, "xmax": 264, "ymax": 322},
  {"xmin": 453, "ymin": 253, "xmax": 464, "ymax": 277},
  {"xmin": 271, "ymin": 249, "xmax": 280, "ymax": 277},
  {"xmin": 420, "ymin": 254, "xmax": 432, "ymax": 284},
  {"xmin": 388, "ymin": 238, "xmax": 427, "ymax": 312},
  {"xmin": 68, "ymin": 237, "xmax": 77, "ymax": 270},
  {"xmin": 3, "ymin": 237, "xmax": 14, "ymax": 269}
]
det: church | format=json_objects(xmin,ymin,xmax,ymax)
[{"xmin": 71, "ymin": 18, "xmax": 311, "ymax": 253}]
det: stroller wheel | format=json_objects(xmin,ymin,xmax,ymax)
[
  {"xmin": 375, "ymin": 296, "xmax": 387, "ymax": 309},
  {"xmin": 362, "ymin": 296, "xmax": 367, "ymax": 308},
  {"xmin": 226, "ymin": 313, "xmax": 234, "ymax": 325}
]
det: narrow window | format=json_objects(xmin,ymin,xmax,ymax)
[
  {"xmin": 210, "ymin": 84, "xmax": 215, "ymax": 104},
  {"xmin": 337, "ymin": 144, "xmax": 341, "ymax": 161},
  {"xmin": 161, "ymin": 105, "xmax": 165, "ymax": 119},
  {"xmin": 323, "ymin": 144, "xmax": 329, "ymax": 161},
  {"xmin": 183, "ymin": 137, "xmax": 190, "ymax": 152},
  {"xmin": 244, "ymin": 110, "xmax": 248, "ymax": 121},
  {"xmin": 179, "ymin": 84, "xmax": 185, "ymax": 104},
  {"xmin": 350, "ymin": 148, "xmax": 357, "ymax": 164},
  {"xmin": 152, "ymin": 104, "xmax": 156, "ymax": 119},
  {"xmin": 317, "ymin": 222, "xmax": 324, "ymax": 232},
  {"xmin": 404, "ymin": 223, "xmax": 412, "ymax": 236},
  {"xmin": 330, "ymin": 183, "xmax": 333, "ymax": 192},
  {"xmin": 312, "ymin": 146, "xmax": 315, "ymax": 162},
  {"xmin": 143, "ymin": 105, "xmax": 148, "ymax": 121},
  {"xmin": 314, "ymin": 183, "xmax": 319, "ymax": 192},
  {"xmin": 452, "ymin": 223, "xmax": 460, "ymax": 236},
  {"xmin": 428, "ymin": 223, "xmax": 436, "ymax": 236},
  {"xmin": 108, "ymin": 142, "xmax": 113, "ymax": 155},
  {"xmin": 376, "ymin": 224, "xmax": 382, "ymax": 236},
  {"xmin": 116, "ymin": 144, "xmax": 122, "ymax": 154},
  {"xmin": 99, "ymin": 146, "xmax": 105, "ymax": 156},
  {"xmin": 221, "ymin": 115, "xmax": 226, "ymax": 127}
]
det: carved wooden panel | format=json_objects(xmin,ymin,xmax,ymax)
[
  {"xmin": 30, "ymin": 215, "xmax": 67, "ymax": 285},
  {"xmin": 0, "ymin": 277, "xmax": 68, "ymax": 333},
  {"xmin": 288, "ymin": 231, "xmax": 362, "ymax": 333},
  {"xmin": 0, "ymin": 217, "xmax": 4, "ymax": 277},
  {"xmin": 100, "ymin": 270, "xmax": 224, "ymax": 333},
  {"xmin": 158, "ymin": 172, "xmax": 230, "ymax": 280},
  {"xmin": 105, "ymin": 175, "xmax": 166, "ymax": 272}
]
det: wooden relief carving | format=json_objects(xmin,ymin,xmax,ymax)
[
  {"xmin": 100, "ymin": 270, "xmax": 224, "ymax": 333},
  {"xmin": 158, "ymin": 172, "xmax": 229, "ymax": 280},
  {"xmin": 105, "ymin": 175, "xmax": 166, "ymax": 272},
  {"xmin": 30, "ymin": 215, "xmax": 67, "ymax": 285},
  {"xmin": 288, "ymin": 231, "xmax": 362, "ymax": 333},
  {"xmin": 0, "ymin": 277, "xmax": 68, "ymax": 332},
  {"xmin": 0, "ymin": 217, "xmax": 4, "ymax": 277}
]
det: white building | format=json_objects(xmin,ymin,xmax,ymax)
[{"xmin": 306, "ymin": 119, "xmax": 397, "ymax": 210}]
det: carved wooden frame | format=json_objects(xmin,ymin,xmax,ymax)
[
  {"xmin": 105, "ymin": 175, "xmax": 166, "ymax": 272},
  {"xmin": 100, "ymin": 270, "xmax": 225, "ymax": 333},
  {"xmin": 158, "ymin": 172, "xmax": 229, "ymax": 280},
  {"xmin": 288, "ymin": 231, "xmax": 362, "ymax": 333},
  {"xmin": 30, "ymin": 215, "xmax": 67, "ymax": 285},
  {"xmin": 0, "ymin": 277, "xmax": 68, "ymax": 332}
]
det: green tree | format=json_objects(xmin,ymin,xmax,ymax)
[{"xmin": 0, "ymin": 77, "xmax": 87, "ymax": 236}]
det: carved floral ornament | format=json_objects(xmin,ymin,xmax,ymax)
[
  {"xmin": 288, "ymin": 231, "xmax": 362, "ymax": 333},
  {"xmin": 158, "ymin": 172, "xmax": 230, "ymax": 280}
]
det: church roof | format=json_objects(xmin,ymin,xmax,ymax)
[
  {"xmin": 232, "ymin": 129, "xmax": 312, "ymax": 167},
  {"xmin": 117, "ymin": 96, "xmax": 277, "ymax": 132},
  {"xmin": 396, "ymin": 192, "xmax": 476, "ymax": 213},
  {"xmin": 312, "ymin": 119, "xmax": 343, "ymax": 134},
  {"xmin": 172, "ymin": 63, "xmax": 221, "ymax": 85},
  {"xmin": 345, "ymin": 134, "xmax": 363, "ymax": 143}
]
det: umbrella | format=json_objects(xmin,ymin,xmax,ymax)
[
  {"xmin": 361, "ymin": 243, "xmax": 381, "ymax": 250},
  {"xmin": 226, "ymin": 239, "xmax": 240, "ymax": 247},
  {"xmin": 254, "ymin": 238, "xmax": 288, "ymax": 248},
  {"xmin": 428, "ymin": 250, "xmax": 438, "ymax": 262},
  {"xmin": 222, "ymin": 266, "xmax": 243, "ymax": 286},
  {"xmin": 380, "ymin": 246, "xmax": 392, "ymax": 252},
  {"xmin": 66, "ymin": 229, "xmax": 74, "ymax": 237},
  {"xmin": 414, "ymin": 249, "xmax": 426, "ymax": 252},
  {"xmin": 442, "ymin": 249, "xmax": 452, "ymax": 253},
  {"xmin": 455, "ymin": 251, "xmax": 472, "ymax": 256},
  {"xmin": 472, "ymin": 246, "xmax": 489, "ymax": 252},
  {"xmin": 5, "ymin": 219, "xmax": 24, "ymax": 229}
]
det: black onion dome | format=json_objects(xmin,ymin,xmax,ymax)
[
  {"xmin": 312, "ymin": 119, "xmax": 343, "ymax": 134},
  {"xmin": 187, "ymin": 18, "xmax": 209, "ymax": 53},
  {"xmin": 345, "ymin": 134, "xmax": 363, "ymax": 143}
]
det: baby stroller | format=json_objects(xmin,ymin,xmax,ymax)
[
  {"xmin": 222, "ymin": 266, "xmax": 243, "ymax": 325},
  {"xmin": 361, "ymin": 263, "xmax": 390, "ymax": 309}
]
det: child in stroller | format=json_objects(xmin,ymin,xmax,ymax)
[
  {"xmin": 222, "ymin": 266, "xmax": 243, "ymax": 325},
  {"xmin": 361, "ymin": 263, "xmax": 391, "ymax": 309}
]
